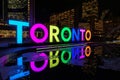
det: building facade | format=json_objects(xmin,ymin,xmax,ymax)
[
  {"xmin": 0, "ymin": 0, "xmax": 35, "ymax": 38},
  {"xmin": 82, "ymin": 0, "xmax": 98, "ymax": 20},
  {"xmin": 50, "ymin": 9, "xmax": 75, "ymax": 28}
]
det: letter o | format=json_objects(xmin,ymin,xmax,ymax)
[
  {"xmin": 30, "ymin": 53, "xmax": 48, "ymax": 72},
  {"xmin": 85, "ymin": 30, "xmax": 91, "ymax": 41},
  {"xmin": 30, "ymin": 23, "xmax": 48, "ymax": 43},
  {"xmin": 85, "ymin": 46, "xmax": 91, "ymax": 57}
]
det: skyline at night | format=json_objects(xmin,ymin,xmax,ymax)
[
  {"xmin": 35, "ymin": 0, "xmax": 120, "ymax": 22},
  {"xmin": 0, "ymin": 0, "xmax": 120, "ymax": 41}
]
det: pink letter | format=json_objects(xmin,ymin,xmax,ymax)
[
  {"xmin": 30, "ymin": 53, "xmax": 48, "ymax": 72},
  {"xmin": 80, "ymin": 29, "xmax": 85, "ymax": 41},
  {"xmin": 30, "ymin": 23, "xmax": 48, "ymax": 43}
]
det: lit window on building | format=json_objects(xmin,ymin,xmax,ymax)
[
  {"xmin": 8, "ymin": 0, "xmax": 27, "ymax": 9},
  {"xmin": 50, "ymin": 9, "xmax": 75, "ymax": 27},
  {"xmin": 8, "ymin": 0, "xmax": 29, "ymax": 21}
]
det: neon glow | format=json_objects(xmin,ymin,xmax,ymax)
[
  {"xmin": 72, "ymin": 28, "xmax": 80, "ymax": 41},
  {"xmin": 79, "ymin": 47, "xmax": 85, "ymax": 59},
  {"xmin": 30, "ymin": 23, "xmax": 48, "ymax": 43},
  {"xmin": 12, "ymin": 46, "xmax": 91, "ymax": 74},
  {"xmin": 8, "ymin": 19, "xmax": 92, "ymax": 44},
  {"xmin": 49, "ymin": 51, "xmax": 59, "ymax": 68},
  {"xmin": 10, "ymin": 71, "xmax": 30, "ymax": 80},
  {"xmin": 85, "ymin": 46, "xmax": 91, "ymax": 57},
  {"xmin": 8, "ymin": 20, "xmax": 29, "ymax": 44},
  {"xmin": 61, "ymin": 27, "xmax": 71, "ymax": 42},
  {"xmin": 61, "ymin": 51, "xmax": 71, "ymax": 64},
  {"xmin": 72, "ymin": 47, "xmax": 80, "ymax": 59},
  {"xmin": 18, "ymin": 46, "xmax": 91, "ymax": 72},
  {"xmin": 85, "ymin": 30, "xmax": 92, "ymax": 41},
  {"xmin": 80, "ymin": 29, "xmax": 85, "ymax": 41},
  {"xmin": 49, "ymin": 25, "xmax": 60, "ymax": 42},
  {"xmin": 17, "ymin": 57, "xmax": 23, "ymax": 65},
  {"xmin": 10, "ymin": 57, "xmax": 30, "ymax": 80},
  {"xmin": 30, "ymin": 53, "xmax": 48, "ymax": 72}
]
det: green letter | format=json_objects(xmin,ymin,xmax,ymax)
[
  {"xmin": 61, "ymin": 51, "xmax": 71, "ymax": 64},
  {"xmin": 61, "ymin": 27, "xmax": 71, "ymax": 42}
]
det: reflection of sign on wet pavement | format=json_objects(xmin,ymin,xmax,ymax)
[
  {"xmin": 0, "ymin": 65, "xmax": 24, "ymax": 80},
  {"xmin": 0, "ymin": 45, "xmax": 91, "ymax": 79}
]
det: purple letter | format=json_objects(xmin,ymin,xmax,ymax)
[
  {"xmin": 80, "ymin": 29, "xmax": 85, "ymax": 41},
  {"xmin": 30, "ymin": 53, "xmax": 48, "ymax": 72}
]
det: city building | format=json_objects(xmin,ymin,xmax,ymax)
[
  {"xmin": 78, "ymin": 22, "xmax": 90, "ymax": 30},
  {"xmin": 0, "ymin": 0, "xmax": 35, "ymax": 38},
  {"xmin": 82, "ymin": 0, "xmax": 99, "ymax": 31},
  {"xmin": 50, "ymin": 9, "xmax": 75, "ymax": 28},
  {"xmin": 49, "ymin": 0, "xmax": 99, "ymax": 29},
  {"xmin": 49, "ymin": 0, "xmax": 101, "ymax": 41},
  {"xmin": 82, "ymin": 0, "xmax": 99, "ymax": 21},
  {"xmin": 104, "ymin": 16, "xmax": 120, "ymax": 40},
  {"xmin": 48, "ymin": 0, "xmax": 98, "ymax": 29},
  {"xmin": 81, "ymin": 0, "xmax": 105, "ymax": 41}
]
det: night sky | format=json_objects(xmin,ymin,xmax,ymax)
[{"xmin": 35, "ymin": 0, "xmax": 120, "ymax": 23}]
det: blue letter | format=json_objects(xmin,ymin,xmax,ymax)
[
  {"xmin": 72, "ymin": 28, "xmax": 80, "ymax": 42},
  {"xmin": 10, "ymin": 57, "xmax": 30, "ymax": 80},
  {"xmin": 9, "ymin": 20, "xmax": 29, "ymax": 44},
  {"xmin": 17, "ymin": 57, "xmax": 23, "ymax": 65}
]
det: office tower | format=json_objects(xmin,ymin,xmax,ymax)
[
  {"xmin": 50, "ymin": 9, "xmax": 75, "ymax": 28},
  {"xmin": 82, "ymin": 0, "xmax": 98, "ymax": 20},
  {"xmin": 0, "ymin": 0, "xmax": 35, "ymax": 38},
  {"xmin": 0, "ymin": 0, "xmax": 34, "ymax": 25}
]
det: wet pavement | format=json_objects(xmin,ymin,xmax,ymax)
[{"xmin": 0, "ymin": 42, "xmax": 120, "ymax": 80}]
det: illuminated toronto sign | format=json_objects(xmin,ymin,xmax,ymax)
[{"xmin": 8, "ymin": 20, "xmax": 92, "ymax": 44}]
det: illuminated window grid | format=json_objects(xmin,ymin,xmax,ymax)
[
  {"xmin": 82, "ymin": 0, "xmax": 98, "ymax": 18},
  {"xmin": 8, "ymin": 12, "xmax": 26, "ymax": 20},
  {"xmin": 8, "ymin": 0, "xmax": 29, "ymax": 22},
  {"xmin": 8, "ymin": 0, "xmax": 28, "ymax": 9},
  {"xmin": 50, "ymin": 9, "xmax": 75, "ymax": 27}
]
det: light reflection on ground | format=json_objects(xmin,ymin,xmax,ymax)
[{"xmin": 0, "ymin": 43, "xmax": 120, "ymax": 80}]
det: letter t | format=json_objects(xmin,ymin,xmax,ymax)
[{"xmin": 9, "ymin": 20, "xmax": 29, "ymax": 44}]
